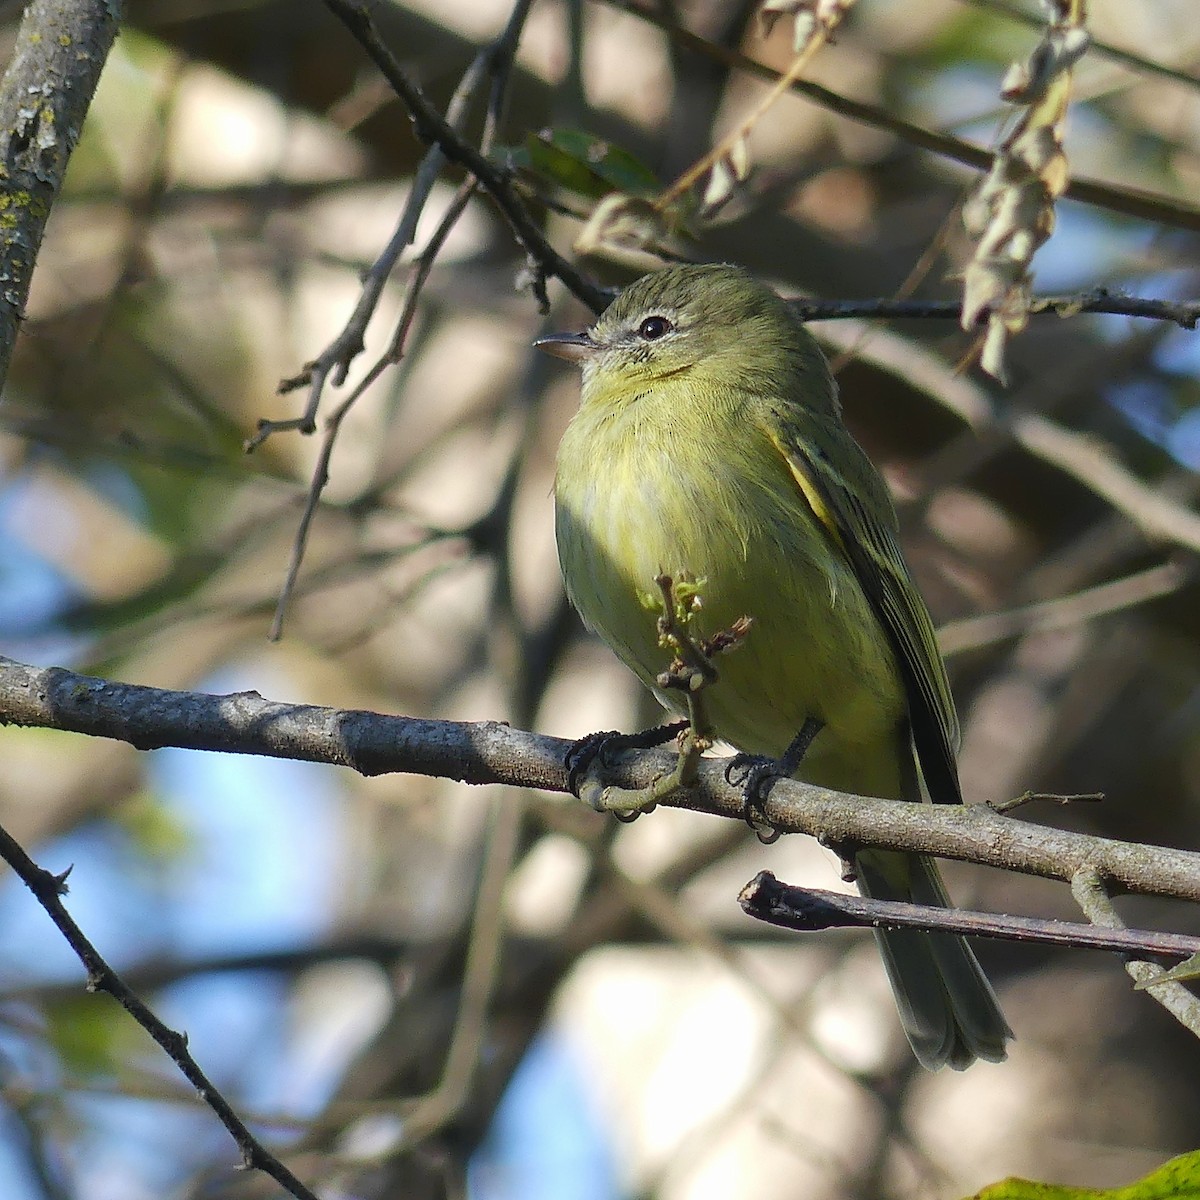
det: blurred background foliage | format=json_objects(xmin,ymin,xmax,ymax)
[{"xmin": 1, "ymin": 0, "xmax": 1199, "ymax": 1197}]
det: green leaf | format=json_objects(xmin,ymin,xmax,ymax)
[
  {"xmin": 1135, "ymin": 952, "xmax": 1200, "ymax": 988},
  {"xmin": 115, "ymin": 789, "xmax": 193, "ymax": 863},
  {"xmin": 964, "ymin": 1151, "xmax": 1200, "ymax": 1200},
  {"xmin": 45, "ymin": 996, "xmax": 127, "ymax": 1078},
  {"xmin": 504, "ymin": 128, "xmax": 660, "ymax": 201}
]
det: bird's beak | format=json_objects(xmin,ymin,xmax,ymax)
[{"xmin": 533, "ymin": 331, "xmax": 599, "ymax": 363}]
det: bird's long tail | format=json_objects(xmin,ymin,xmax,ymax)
[{"xmin": 855, "ymin": 848, "xmax": 1011, "ymax": 1070}]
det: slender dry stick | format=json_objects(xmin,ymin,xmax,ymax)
[
  {"xmin": 323, "ymin": 0, "xmax": 608, "ymax": 312},
  {"xmin": 251, "ymin": 0, "xmax": 538, "ymax": 450},
  {"xmin": 654, "ymin": 11, "xmax": 848, "ymax": 211},
  {"xmin": 265, "ymin": 176, "xmax": 478, "ymax": 641},
  {"xmin": 1071, "ymin": 869, "xmax": 1200, "ymax": 1040},
  {"xmin": 0, "ymin": 822, "xmax": 320, "ymax": 1200},
  {"xmin": 741, "ymin": 872, "xmax": 1200, "ymax": 960},
  {"xmin": 264, "ymin": 0, "xmax": 547, "ymax": 638}
]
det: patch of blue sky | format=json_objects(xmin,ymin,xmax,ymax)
[
  {"xmin": 909, "ymin": 64, "xmax": 1005, "ymax": 138},
  {"xmin": 149, "ymin": 740, "xmax": 341, "ymax": 957},
  {"xmin": 470, "ymin": 1032, "xmax": 619, "ymax": 1200},
  {"xmin": 1153, "ymin": 325, "xmax": 1200, "ymax": 379},
  {"xmin": 0, "ymin": 659, "xmax": 348, "ymax": 1195},
  {"xmin": 1031, "ymin": 201, "xmax": 1159, "ymax": 293},
  {"xmin": 1165, "ymin": 407, "xmax": 1200, "ymax": 469},
  {"xmin": 0, "ymin": 479, "xmax": 84, "ymax": 662}
]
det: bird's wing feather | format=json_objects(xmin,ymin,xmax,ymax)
[{"xmin": 767, "ymin": 419, "xmax": 963, "ymax": 806}]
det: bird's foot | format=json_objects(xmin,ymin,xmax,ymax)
[
  {"xmin": 724, "ymin": 754, "xmax": 787, "ymax": 844},
  {"xmin": 565, "ymin": 721, "xmax": 689, "ymax": 820},
  {"xmin": 724, "ymin": 716, "xmax": 826, "ymax": 845}
]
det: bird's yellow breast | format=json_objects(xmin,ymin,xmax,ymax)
[{"xmin": 554, "ymin": 374, "xmax": 909, "ymax": 800}]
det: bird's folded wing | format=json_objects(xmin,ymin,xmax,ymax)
[{"xmin": 768, "ymin": 422, "xmax": 963, "ymax": 806}]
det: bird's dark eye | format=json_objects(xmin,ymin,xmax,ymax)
[{"xmin": 638, "ymin": 315, "xmax": 673, "ymax": 341}]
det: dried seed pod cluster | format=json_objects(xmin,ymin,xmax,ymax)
[{"xmin": 961, "ymin": 0, "xmax": 1091, "ymax": 381}]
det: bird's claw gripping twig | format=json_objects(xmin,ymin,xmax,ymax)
[{"xmin": 724, "ymin": 716, "xmax": 826, "ymax": 845}]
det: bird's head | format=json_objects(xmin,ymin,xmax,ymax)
[{"xmin": 535, "ymin": 263, "xmax": 826, "ymax": 406}]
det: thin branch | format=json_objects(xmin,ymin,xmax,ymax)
[
  {"xmin": 788, "ymin": 290, "xmax": 1200, "ymax": 330},
  {"xmin": 265, "ymin": 176, "xmax": 477, "ymax": 641},
  {"xmin": 259, "ymin": 0, "xmax": 564, "ymax": 638},
  {"xmin": 4, "ymin": 655, "xmax": 1200, "ymax": 904},
  {"xmin": 740, "ymin": 871, "xmax": 1200, "ymax": 959},
  {"xmin": 1071, "ymin": 868, "xmax": 1200, "ymax": 1041},
  {"xmin": 600, "ymin": 0, "xmax": 1200, "ymax": 232},
  {"xmin": 655, "ymin": 5, "xmax": 849, "ymax": 211},
  {"xmin": 323, "ymin": 0, "xmax": 609, "ymax": 313},
  {"xmin": 0, "ymin": 822, "xmax": 320, "ymax": 1200},
  {"xmin": 250, "ymin": 0, "xmax": 536, "ymax": 451}
]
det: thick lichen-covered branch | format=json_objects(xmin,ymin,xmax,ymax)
[
  {"xmin": 4, "ymin": 654, "xmax": 1200, "ymax": 905},
  {"xmin": 0, "ymin": 0, "xmax": 120, "ymax": 383}
]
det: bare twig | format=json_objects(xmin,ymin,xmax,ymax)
[
  {"xmin": 0, "ymin": 822, "xmax": 320, "ymax": 1200},
  {"xmin": 262, "ymin": 0, "xmax": 576, "ymax": 638},
  {"xmin": 266, "ymin": 177, "xmax": 478, "ymax": 640},
  {"xmin": 323, "ymin": 0, "xmax": 608, "ymax": 312},
  {"xmin": 655, "ymin": 2, "xmax": 851, "ymax": 212},
  {"xmin": 1071, "ymin": 869, "xmax": 1200, "ymax": 1040},
  {"xmin": 741, "ymin": 871, "xmax": 1200, "ymax": 960},
  {"xmin": 989, "ymin": 790, "xmax": 1105, "ymax": 815},
  {"xmin": 250, "ymin": 0, "xmax": 534, "ymax": 451},
  {"xmin": 5, "ymin": 654, "xmax": 1200, "ymax": 904}
]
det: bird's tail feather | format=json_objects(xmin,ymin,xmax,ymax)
[{"xmin": 855, "ymin": 848, "xmax": 1011, "ymax": 1070}]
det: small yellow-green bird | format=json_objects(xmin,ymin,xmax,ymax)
[{"xmin": 537, "ymin": 262, "xmax": 1011, "ymax": 1070}]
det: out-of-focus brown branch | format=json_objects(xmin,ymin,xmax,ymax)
[
  {"xmin": 4, "ymin": 654, "xmax": 1200, "ymax": 904},
  {"xmin": 812, "ymin": 318, "xmax": 1200, "ymax": 560},
  {"xmin": 602, "ymin": 0, "xmax": 1200, "ymax": 233},
  {"xmin": 938, "ymin": 559, "xmax": 1194, "ymax": 657},
  {"xmin": 788, "ymin": 291, "xmax": 1200, "ymax": 330},
  {"xmin": 0, "ymin": 0, "xmax": 121, "ymax": 386}
]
